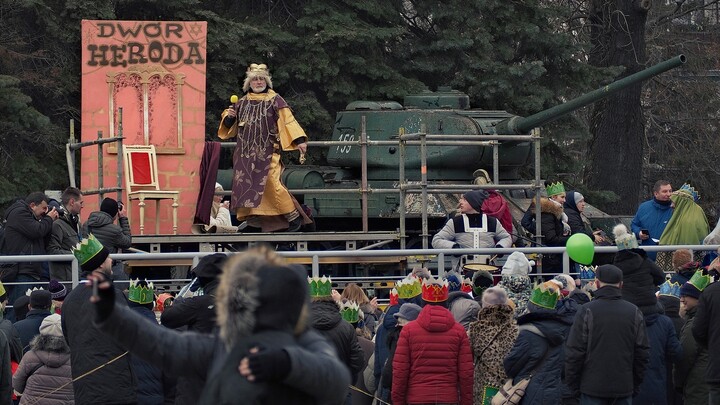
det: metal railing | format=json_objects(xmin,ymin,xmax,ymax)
[{"xmin": 1, "ymin": 244, "xmax": 715, "ymax": 292}]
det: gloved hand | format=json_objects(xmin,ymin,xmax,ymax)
[
  {"xmin": 452, "ymin": 243, "xmax": 462, "ymax": 249},
  {"xmin": 494, "ymin": 245, "xmax": 505, "ymax": 259},
  {"xmin": 245, "ymin": 348, "xmax": 291, "ymax": 382},
  {"xmin": 89, "ymin": 270, "xmax": 116, "ymax": 323}
]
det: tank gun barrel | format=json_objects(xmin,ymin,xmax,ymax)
[{"xmin": 496, "ymin": 55, "xmax": 686, "ymax": 135}]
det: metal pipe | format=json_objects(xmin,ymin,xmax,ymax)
[
  {"xmin": 420, "ymin": 126, "xmax": 429, "ymax": 249},
  {"xmin": 400, "ymin": 134, "xmax": 534, "ymax": 142},
  {"xmin": 361, "ymin": 116, "xmax": 369, "ymax": 232},
  {"xmin": 399, "ymin": 127, "xmax": 407, "ymax": 250},
  {"xmin": 81, "ymin": 187, "xmax": 123, "ymax": 195},
  {"xmin": 68, "ymin": 136, "xmax": 124, "ymax": 150},
  {"xmin": 117, "ymin": 107, "xmax": 124, "ymax": 203},
  {"xmin": 97, "ymin": 131, "xmax": 104, "ymax": 200},
  {"xmin": 534, "ymin": 129, "xmax": 543, "ymax": 247}
]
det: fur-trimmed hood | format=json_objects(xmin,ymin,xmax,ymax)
[
  {"xmin": 540, "ymin": 197, "xmax": 564, "ymax": 219},
  {"xmin": 215, "ymin": 249, "xmax": 309, "ymax": 349},
  {"xmin": 29, "ymin": 334, "xmax": 71, "ymax": 368}
]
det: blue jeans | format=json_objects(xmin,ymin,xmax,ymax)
[{"xmin": 580, "ymin": 393, "xmax": 632, "ymax": 405}]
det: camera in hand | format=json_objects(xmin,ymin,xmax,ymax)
[{"xmin": 47, "ymin": 199, "xmax": 65, "ymax": 216}]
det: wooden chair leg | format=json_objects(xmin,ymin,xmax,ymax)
[
  {"xmin": 172, "ymin": 196, "xmax": 179, "ymax": 235},
  {"xmin": 139, "ymin": 197, "xmax": 146, "ymax": 235}
]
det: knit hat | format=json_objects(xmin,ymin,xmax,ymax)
[
  {"xmin": 100, "ymin": 197, "xmax": 119, "ymax": 218},
  {"xmin": 192, "ymin": 253, "xmax": 227, "ymax": 286},
  {"xmin": 394, "ymin": 303, "xmax": 422, "ymax": 322},
  {"xmin": 574, "ymin": 192, "xmax": 584, "ymax": 206},
  {"xmin": 73, "ymin": 234, "xmax": 110, "ymax": 273},
  {"xmin": 613, "ymin": 224, "xmax": 638, "ymax": 250},
  {"xmin": 679, "ymin": 282, "xmax": 702, "ymax": 299},
  {"xmin": 29, "ymin": 289, "xmax": 52, "ymax": 310},
  {"xmin": 39, "ymin": 313, "xmax": 63, "ymax": 337},
  {"xmin": 48, "ymin": 280, "xmax": 67, "ymax": 301},
  {"xmin": 243, "ymin": 63, "xmax": 273, "ymax": 93},
  {"xmin": 481, "ymin": 286, "xmax": 508, "ymax": 307},
  {"xmin": 463, "ymin": 190, "xmax": 490, "ymax": 213},
  {"xmin": 501, "ymin": 251, "xmax": 531, "ymax": 276},
  {"xmin": 596, "ymin": 264, "xmax": 623, "ymax": 284},
  {"xmin": 471, "ymin": 269, "xmax": 494, "ymax": 296},
  {"xmin": 554, "ymin": 274, "xmax": 576, "ymax": 293},
  {"xmin": 672, "ymin": 249, "xmax": 693, "ymax": 270}
]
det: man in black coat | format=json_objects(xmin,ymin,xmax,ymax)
[
  {"xmin": 3, "ymin": 192, "xmax": 58, "ymax": 312},
  {"xmin": 83, "ymin": 197, "xmax": 132, "ymax": 281},
  {"xmin": 61, "ymin": 235, "xmax": 136, "ymax": 405},
  {"xmin": 14, "ymin": 289, "xmax": 51, "ymax": 353},
  {"xmin": 565, "ymin": 264, "xmax": 650, "ymax": 404},
  {"xmin": 692, "ymin": 275, "xmax": 720, "ymax": 403}
]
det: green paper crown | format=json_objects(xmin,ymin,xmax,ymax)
[
  {"xmin": 546, "ymin": 181, "xmax": 565, "ymax": 197},
  {"xmin": 308, "ymin": 276, "xmax": 332, "ymax": 298},
  {"xmin": 72, "ymin": 234, "xmax": 105, "ymax": 265},
  {"xmin": 395, "ymin": 275, "xmax": 422, "ymax": 299},
  {"xmin": 340, "ymin": 300, "xmax": 360, "ymax": 323},
  {"xmin": 689, "ymin": 270, "xmax": 712, "ymax": 292},
  {"xmin": 529, "ymin": 281, "xmax": 561, "ymax": 309},
  {"xmin": 128, "ymin": 279, "xmax": 155, "ymax": 305}
]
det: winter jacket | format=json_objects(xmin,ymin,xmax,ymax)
[
  {"xmin": 658, "ymin": 296, "xmax": 684, "ymax": 337},
  {"xmin": 565, "ymin": 286, "xmax": 650, "ymax": 398},
  {"xmin": 631, "ymin": 198, "xmax": 673, "ymax": 260},
  {"xmin": 82, "ymin": 211, "xmax": 132, "ymax": 254},
  {"xmin": 359, "ymin": 302, "xmax": 381, "ymax": 338},
  {"xmin": 634, "ymin": 313, "xmax": 683, "ymax": 404},
  {"xmin": 448, "ymin": 291, "xmax": 480, "ymax": 330},
  {"xmin": 161, "ymin": 279, "xmax": 218, "ymax": 334},
  {"xmin": 0, "ymin": 326, "xmax": 11, "ymax": 405},
  {"xmin": 3, "ymin": 200, "xmax": 54, "ymax": 280},
  {"xmin": 468, "ymin": 305, "xmax": 517, "ymax": 405},
  {"xmin": 613, "ymin": 248, "xmax": 665, "ymax": 315},
  {"xmin": 15, "ymin": 309, "xmax": 51, "ymax": 354},
  {"xmin": 129, "ymin": 304, "xmax": 164, "ymax": 405},
  {"xmin": 675, "ymin": 306, "xmax": 709, "ymax": 404},
  {"xmin": 496, "ymin": 275, "xmax": 532, "ymax": 318},
  {"xmin": 47, "ymin": 212, "xmax": 81, "ymax": 281},
  {"xmin": 96, "ymin": 293, "xmax": 351, "ymax": 405},
  {"xmin": 61, "ymin": 275, "xmax": 136, "ymax": 405},
  {"xmin": 0, "ymin": 319, "xmax": 23, "ymax": 364},
  {"xmin": 432, "ymin": 213, "xmax": 511, "ymax": 270},
  {"xmin": 373, "ymin": 304, "xmax": 399, "ymax": 391},
  {"xmin": 692, "ymin": 280, "xmax": 720, "ymax": 384},
  {"xmin": 352, "ymin": 334, "xmax": 374, "ymax": 405},
  {"xmin": 504, "ymin": 299, "xmax": 576, "ymax": 404},
  {"xmin": 539, "ymin": 198, "xmax": 570, "ymax": 273},
  {"xmin": 310, "ymin": 300, "xmax": 365, "ymax": 382},
  {"xmin": 392, "ymin": 304, "xmax": 473, "ymax": 405},
  {"xmin": 13, "ymin": 334, "xmax": 74, "ymax": 405},
  {"xmin": 381, "ymin": 326, "xmax": 402, "ymax": 390}
]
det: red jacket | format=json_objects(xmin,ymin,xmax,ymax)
[
  {"xmin": 391, "ymin": 304, "xmax": 473, "ymax": 405},
  {"xmin": 482, "ymin": 191, "xmax": 513, "ymax": 235}
]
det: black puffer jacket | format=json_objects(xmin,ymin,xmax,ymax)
[
  {"xmin": 613, "ymin": 249, "xmax": 665, "ymax": 315},
  {"xmin": 83, "ymin": 211, "xmax": 132, "ymax": 254},
  {"xmin": 161, "ymin": 280, "xmax": 218, "ymax": 334},
  {"xmin": 61, "ymin": 274, "xmax": 137, "ymax": 405},
  {"xmin": 692, "ymin": 280, "xmax": 720, "ymax": 384},
  {"xmin": 311, "ymin": 300, "xmax": 365, "ymax": 381},
  {"xmin": 539, "ymin": 198, "xmax": 569, "ymax": 273},
  {"xmin": 3, "ymin": 200, "xmax": 53, "ymax": 279}
]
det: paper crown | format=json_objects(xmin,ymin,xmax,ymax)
[
  {"xmin": 72, "ymin": 234, "xmax": 107, "ymax": 269},
  {"xmin": 340, "ymin": 300, "xmax": 360, "ymax": 323},
  {"xmin": 579, "ymin": 265, "xmax": 597, "ymax": 280},
  {"xmin": 689, "ymin": 270, "xmax": 712, "ymax": 292},
  {"xmin": 674, "ymin": 183, "xmax": 700, "ymax": 202},
  {"xmin": 421, "ymin": 276, "xmax": 449, "ymax": 303},
  {"xmin": 25, "ymin": 287, "xmax": 45, "ymax": 296},
  {"xmin": 530, "ymin": 281, "xmax": 561, "ymax": 309},
  {"xmin": 128, "ymin": 279, "xmax": 155, "ymax": 305},
  {"xmin": 658, "ymin": 280, "xmax": 681, "ymax": 298},
  {"xmin": 396, "ymin": 275, "xmax": 422, "ymax": 299},
  {"xmin": 389, "ymin": 288, "xmax": 399, "ymax": 306},
  {"xmin": 461, "ymin": 277, "xmax": 473, "ymax": 294},
  {"xmin": 546, "ymin": 181, "xmax": 566, "ymax": 197},
  {"xmin": 308, "ymin": 276, "xmax": 332, "ymax": 298}
]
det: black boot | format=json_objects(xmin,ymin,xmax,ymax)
[{"xmin": 287, "ymin": 217, "xmax": 302, "ymax": 232}]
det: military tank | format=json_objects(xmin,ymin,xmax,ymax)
[{"xmin": 220, "ymin": 55, "xmax": 686, "ymax": 244}]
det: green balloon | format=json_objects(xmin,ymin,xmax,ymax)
[{"xmin": 566, "ymin": 233, "xmax": 595, "ymax": 265}]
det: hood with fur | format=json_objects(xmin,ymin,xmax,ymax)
[
  {"xmin": 540, "ymin": 197, "xmax": 563, "ymax": 219},
  {"xmin": 215, "ymin": 250, "xmax": 309, "ymax": 349},
  {"xmin": 29, "ymin": 334, "xmax": 71, "ymax": 368}
]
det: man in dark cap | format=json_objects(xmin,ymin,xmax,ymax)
[
  {"xmin": 431, "ymin": 190, "xmax": 511, "ymax": 271},
  {"xmin": 14, "ymin": 289, "xmax": 52, "ymax": 353},
  {"xmin": 565, "ymin": 264, "xmax": 649, "ymax": 404},
  {"xmin": 83, "ymin": 197, "xmax": 132, "ymax": 280},
  {"xmin": 161, "ymin": 253, "xmax": 226, "ymax": 334}
]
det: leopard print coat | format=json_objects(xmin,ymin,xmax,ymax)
[{"xmin": 467, "ymin": 304, "xmax": 518, "ymax": 405}]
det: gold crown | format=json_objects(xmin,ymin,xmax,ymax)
[{"xmin": 247, "ymin": 63, "xmax": 268, "ymax": 74}]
